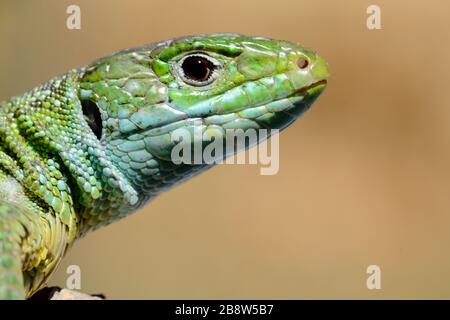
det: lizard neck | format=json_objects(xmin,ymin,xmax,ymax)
[{"xmin": 0, "ymin": 71, "xmax": 142, "ymax": 238}]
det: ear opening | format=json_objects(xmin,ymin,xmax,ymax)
[{"xmin": 80, "ymin": 99, "xmax": 103, "ymax": 140}]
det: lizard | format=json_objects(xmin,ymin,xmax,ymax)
[{"xmin": 0, "ymin": 33, "xmax": 329, "ymax": 299}]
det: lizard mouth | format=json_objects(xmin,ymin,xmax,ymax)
[
  {"xmin": 196, "ymin": 78, "xmax": 328, "ymax": 131},
  {"xmin": 266, "ymin": 80, "xmax": 327, "ymax": 129},
  {"xmin": 292, "ymin": 79, "xmax": 328, "ymax": 97}
]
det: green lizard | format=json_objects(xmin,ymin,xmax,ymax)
[{"xmin": 0, "ymin": 33, "xmax": 329, "ymax": 299}]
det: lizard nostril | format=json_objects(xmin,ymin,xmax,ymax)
[{"xmin": 297, "ymin": 57, "xmax": 309, "ymax": 69}]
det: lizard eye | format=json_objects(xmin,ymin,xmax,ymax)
[
  {"xmin": 177, "ymin": 54, "xmax": 219, "ymax": 86},
  {"xmin": 81, "ymin": 99, "xmax": 103, "ymax": 139}
]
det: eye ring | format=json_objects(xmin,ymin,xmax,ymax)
[{"xmin": 176, "ymin": 53, "xmax": 220, "ymax": 86}]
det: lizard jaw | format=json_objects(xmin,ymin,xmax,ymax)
[{"xmin": 292, "ymin": 79, "xmax": 328, "ymax": 97}]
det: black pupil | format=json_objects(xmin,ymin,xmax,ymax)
[{"xmin": 181, "ymin": 56, "xmax": 213, "ymax": 81}]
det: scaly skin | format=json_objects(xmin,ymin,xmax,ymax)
[{"xmin": 0, "ymin": 33, "xmax": 329, "ymax": 299}]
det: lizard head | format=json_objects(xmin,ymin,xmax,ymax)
[{"xmin": 76, "ymin": 33, "xmax": 329, "ymax": 216}]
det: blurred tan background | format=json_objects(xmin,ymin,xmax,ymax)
[{"xmin": 1, "ymin": 0, "xmax": 450, "ymax": 299}]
